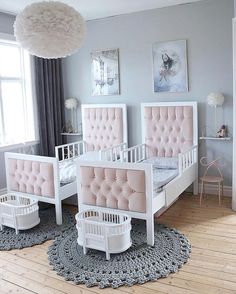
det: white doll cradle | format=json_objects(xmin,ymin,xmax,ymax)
[
  {"xmin": 76, "ymin": 209, "xmax": 132, "ymax": 260},
  {"xmin": 0, "ymin": 194, "xmax": 40, "ymax": 234}
]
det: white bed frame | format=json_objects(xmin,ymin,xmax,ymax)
[{"xmin": 77, "ymin": 101, "xmax": 198, "ymax": 246}]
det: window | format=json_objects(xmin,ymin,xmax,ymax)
[{"xmin": 0, "ymin": 34, "xmax": 37, "ymax": 148}]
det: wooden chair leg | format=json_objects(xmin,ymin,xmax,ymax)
[
  {"xmin": 218, "ymin": 182, "xmax": 221, "ymax": 206},
  {"xmin": 200, "ymin": 180, "xmax": 204, "ymax": 205}
]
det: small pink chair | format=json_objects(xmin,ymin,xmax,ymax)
[{"xmin": 199, "ymin": 157, "xmax": 224, "ymax": 206}]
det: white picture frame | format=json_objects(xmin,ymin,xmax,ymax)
[
  {"xmin": 91, "ymin": 48, "xmax": 120, "ymax": 96},
  {"xmin": 152, "ymin": 40, "xmax": 188, "ymax": 93}
]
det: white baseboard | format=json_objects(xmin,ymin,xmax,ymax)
[
  {"xmin": 198, "ymin": 183, "xmax": 232, "ymax": 197},
  {"xmin": 0, "ymin": 188, "xmax": 7, "ymax": 195}
]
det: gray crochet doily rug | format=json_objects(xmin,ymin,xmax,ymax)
[
  {"xmin": 48, "ymin": 221, "xmax": 191, "ymax": 288},
  {"xmin": 0, "ymin": 207, "xmax": 74, "ymax": 250}
]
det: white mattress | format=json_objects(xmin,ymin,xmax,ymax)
[
  {"xmin": 152, "ymin": 168, "xmax": 179, "ymax": 193},
  {"xmin": 143, "ymin": 156, "xmax": 179, "ymax": 194}
]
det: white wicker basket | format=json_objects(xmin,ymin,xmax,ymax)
[
  {"xmin": 76, "ymin": 209, "xmax": 132, "ymax": 260},
  {"xmin": 0, "ymin": 194, "xmax": 40, "ymax": 234}
]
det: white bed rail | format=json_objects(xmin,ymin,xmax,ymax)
[
  {"xmin": 120, "ymin": 144, "xmax": 146, "ymax": 163},
  {"xmin": 100, "ymin": 143, "xmax": 127, "ymax": 161},
  {"xmin": 178, "ymin": 145, "xmax": 198, "ymax": 175},
  {"xmin": 55, "ymin": 140, "xmax": 86, "ymax": 161}
]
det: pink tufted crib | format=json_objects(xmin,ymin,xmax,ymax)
[{"xmin": 77, "ymin": 102, "xmax": 198, "ymax": 246}]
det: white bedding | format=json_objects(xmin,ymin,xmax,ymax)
[
  {"xmin": 143, "ymin": 156, "xmax": 178, "ymax": 169},
  {"xmin": 143, "ymin": 157, "xmax": 179, "ymax": 194},
  {"xmin": 59, "ymin": 159, "xmax": 76, "ymax": 185},
  {"xmin": 152, "ymin": 168, "xmax": 179, "ymax": 193}
]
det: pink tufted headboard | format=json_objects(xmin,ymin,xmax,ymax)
[
  {"xmin": 143, "ymin": 105, "xmax": 194, "ymax": 157},
  {"xmin": 80, "ymin": 166, "xmax": 146, "ymax": 213},
  {"xmin": 82, "ymin": 106, "xmax": 125, "ymax": 151},
  {"xmin": 7, "ymin": 159, "xmax": 55, "ymax": 198}
]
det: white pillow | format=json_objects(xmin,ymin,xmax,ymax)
[
  {"xmin": 59, "ymin": 159, "xmax": 76, "ymax": 184},
  {"xmin": 143, "ymin": 157, "xmax": 178, "ymax": 169}
]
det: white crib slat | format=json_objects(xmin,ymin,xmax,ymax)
[
  {"xmin": 188, "ymin": 151, "xmax": 191, "ymax": 166},
  {"xmin": 134, "ymin": 148, "xmax": 137, "ymax": 162},
  {"xmin": 114, "ymin": 148, "xmax": 117, "ymax": 161}
]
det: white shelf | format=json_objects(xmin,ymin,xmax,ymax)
[
  {"xmin": 199, "ymin": 136, "xmax": 231, "ymax": 141},
  {"xmin": 61, "ymin": 132, "xmax": 82, "ymax": 136}
]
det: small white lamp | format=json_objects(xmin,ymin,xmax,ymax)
[
  {"xmin": 207, "ymin": 92, "xmax": 224, "ymax": 136},
  {"xmin": 65, "ymin": 98, "xmax": 79, "ymax": 133}
]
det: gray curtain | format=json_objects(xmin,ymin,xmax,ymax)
[{"xmin": 34, "ymin": 57, "xmax": 65, "ymax": 157}]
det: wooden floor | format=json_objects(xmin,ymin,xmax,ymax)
[{"xmin": 1, "ymin": 194, "xmax": 236, "ymax": 294}]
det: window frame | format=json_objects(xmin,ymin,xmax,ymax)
[{"xmin": 0, "ymin": 33, "xmax": 39, "ymax": 151}]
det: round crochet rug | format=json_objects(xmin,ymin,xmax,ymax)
[
  {"xmin": 48, "ymin": 221, "xmax": 191, "ymax": 288},
  {"xmin": 0, "ymin": 208, "xmax": 74, "ymax": 250}
]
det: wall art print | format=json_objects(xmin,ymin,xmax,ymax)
[
  {"xmin": 153, "ymin": 40, "xmax": 188, "ymax": 93},
  {"xmin": 91, "ymin": 48, "xmax": 120, "ymax": 96}
]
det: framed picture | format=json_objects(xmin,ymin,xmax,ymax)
[
  {"xmin": 91, "ymin": 48, "xmax": 120, "ymax": 96},
  {"xmin": 152, "ymin": 40, "xmax": 188, "ymax": 93}
]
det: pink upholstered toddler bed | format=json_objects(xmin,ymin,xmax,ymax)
[
  {"xmin": 77, "ymin": 102, "xmax": 198, "ymax": 246},
  {"xmin": 4, "ymin": 104, "xmax": 128, "ymax": 225}
]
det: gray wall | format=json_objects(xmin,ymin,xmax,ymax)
[
  {"xmin": 63, "ymin": 0, "xmax": 234, "ymax": 186},
  {"xmin": 0, "ymin": 12, "xmax": 15, "ymax": 35}
]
